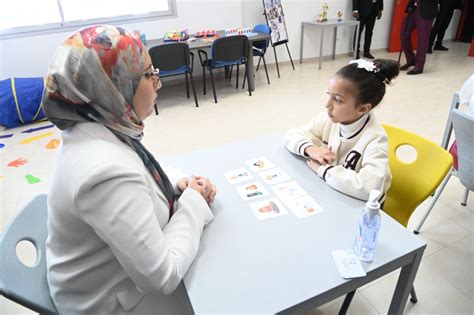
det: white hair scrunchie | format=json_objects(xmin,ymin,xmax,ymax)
[{"xmin": 349, "ymin": 59, "xmax": 380, "ymax": 73}]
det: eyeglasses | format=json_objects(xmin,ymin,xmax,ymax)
[{"xmin": 142, "ymin": 67, "xmax": 162, "ymax": 90}]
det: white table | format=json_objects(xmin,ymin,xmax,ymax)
[
  {"xmin": 165, "ymin": 134, "xmax": 426, "ymax": 314},
  {"xmin": 300, "ymin": 20, "xmax": 359, "ymax": 69}
]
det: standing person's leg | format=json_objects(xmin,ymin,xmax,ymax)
[
  {"xmin": 428, "ymin": 14, "xmax": 442, "ymax": 53},
  {"xmin": 429, "ymin": 0, "xmax": 448, "ymax": 51},
  {"xmin": 355, "ymin": 17, "xmax": 367, "ymax": 59},
  {"xmin": 363, "ymin": 5, "xmax": 377, "ymax": 58},
  {"xmin": 400, "ymin": 13, "xmax": 417, "ymax": 69},
  {"xmin": 410, "ymin": 13, "xmax": 435, "ymax": 74},
  {"xmin": 434, "ymin": 7, "xmax": 455, "ymax": 49}
]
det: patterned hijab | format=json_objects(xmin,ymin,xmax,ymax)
[{"xmin": 43, "ymin": 25, "xmax": 175, "ymax": 216}]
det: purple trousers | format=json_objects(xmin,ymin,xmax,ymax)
[{"xmin": 401, "ymin": 9, "xmax": 435, "ymax": 71}]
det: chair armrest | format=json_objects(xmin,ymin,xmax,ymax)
[{"xmin": 198, "ymin": 50, "xmax": 208, "ymax": 67}]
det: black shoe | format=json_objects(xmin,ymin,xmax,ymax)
[
  {"xmin": 363, "ymin": 51, "xmax": 375, "ymax": 59},
  {"xmin": 427, "ymin": 47, "xmax": 433, "ymax": 54},
  {"xmin": 407, "ymin": 68, "xmax": 423, "ymax": 75},
  {"xmin": 434, "ymin": 45, "xmax": 449, "ymax": 51},
  {"xmin": 400, "ymin": 63, "xmax": 415, "ymax": 71}
]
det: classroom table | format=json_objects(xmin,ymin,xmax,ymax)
[
  {"xmin": 164, "ymin": 133, "xmax": 426, "ymax": 314},
  {"xmin": 300, "ymin": 20, "xmax": 359, "ymax": 70},
  {"xmin": 147, "ymin": 31, "xmax": 269, "ymax": 92}
]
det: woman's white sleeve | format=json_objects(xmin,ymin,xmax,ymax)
[{"xmin": 75, "ymin": 162, "xmax": 213, "ymax": 295}]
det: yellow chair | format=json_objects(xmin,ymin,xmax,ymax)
[
  {"xmin": 339, "ymin": 124, "xmax": 453, "ymax": 315},
  {"xmin": 382, "ymin": 124, "xmax": 453, "ymax": 228}
]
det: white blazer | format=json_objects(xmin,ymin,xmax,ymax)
[{"xmin": 46, "ymin": 122, "xmax": 214, "ymax": 314}]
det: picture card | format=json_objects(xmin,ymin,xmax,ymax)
[
  {"xmin": 271, "ymin": 181, "xmax": 307, "ymax": 201},
  {"xmin": 245, "ymin": 156, "xmax": 275, "ymax": 172},
  {"xmin": 331, "ymin": 249, "xmax": 366, "ymax": 279},
  {"xmin": 284, "ymin": 196, "xmax": 324, "ymax": 218},
  {"xmin": 224, "ymin": 167, "xmax": 254, "ymax": 184},
  {"xmin": 258, "ymin": 167, "xmax": 291, "ymax": 186},
  {"xmin": 249, "ymin": 198, "xmax": 288, "ymax": 220},
  {"xmin": 236, "ymin": 181, "xmax": 270, "ymax": 201}
]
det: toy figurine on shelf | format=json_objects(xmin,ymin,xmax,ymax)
[
  {"xmin": 317, "ymin": 13, "xmax": 325, "ymax": 23},
  {"xmin": 322, "ymin": 2, "xmax": 329, "ymax": 22},
  {"xmin": 337, "ymin": 11, "xmax": 343, "ymax": 22}
]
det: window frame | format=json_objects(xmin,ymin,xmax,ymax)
[{"xmin": 0, "ymin": 0, "xmax": 176, "ymax": 39}]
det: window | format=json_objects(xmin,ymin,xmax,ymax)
[
  {"xmin": 0, "ymin": 0, "xmax": 62, "ymax": 31},
  {"xmin": 0, "ymin": 0, "xmax": 175, "ymax": 39}
]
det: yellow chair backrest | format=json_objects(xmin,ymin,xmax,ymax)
[{"xmin": 382, "ymin": 124, "xmax": 453, "ymax": 227}]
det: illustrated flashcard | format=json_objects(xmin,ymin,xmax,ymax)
[
  {"xmin": 245, "ymin": 156, "xmax": 275, "ymax": 172},
  {"xmin": 236, "ymin": 181, "xmax": 270, "ymax": 201},
  {"xmin": 249, "ymin": 198, "xmax": 288, "ymax": 220},
  {"xmin": 284, "ymin": 196, "xmax": 324, "ymax": 218},
  {"xmin": 271, "ymin": 181, "xmax": 307, "ymax": 201},
  {"xmin": 258, "ymin": 167, "xmax": 291, "ymax": 186},
  {"xmin": 224, "ymin": 168, "xmax": 254, "ymax": 184}
]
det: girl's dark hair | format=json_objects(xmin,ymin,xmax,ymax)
[{"xmin": 336, "ymin": 58, "xmax": 399, "ymax": 108}]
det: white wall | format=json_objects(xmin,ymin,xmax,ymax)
[
  {"xmin": 0, "ymin": 0, "xmax": 462, "ymax": 80},
  {"xmin": 241, "ymin": 0, "xmax": 461, "ymax": 65},
  {"xmin": 0, "ymin": 0, "xmax": 242, "ymax": 79}
]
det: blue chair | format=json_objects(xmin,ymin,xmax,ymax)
[
  {"xmin": 0, "ymin": 194, "xmax": 58, "ymax": 314},
  {"xmin": 149, "ymin": 43, "xmax": 198, "ymax": 114},
  {"xmin": 198, "ymin": 35, "xmax": 251, "ymax": 103},
  {"xmin": 243, "ymin": 24, "xmax": 271, "ymax": 88}
]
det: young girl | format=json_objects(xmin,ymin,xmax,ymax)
[{"xmin": 284, "ymin": 58, "xmax": 399, "ymax": 201}]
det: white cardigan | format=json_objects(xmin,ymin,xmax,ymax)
[
  {"xmin": 284, "ymin": 112, "xmax": 392, "ymax": 201},
  {"xmin": 46, "ymin": 122, "xmax": 214, "ymax": 314}
]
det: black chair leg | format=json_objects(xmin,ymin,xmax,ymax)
[
  {"xmin": 246, "ymin": 65, "xmax": 252, "ymax": 96},
  {"xmin": 338, "ymin": 290, "xmax": 356, "ymax": 315},
  {"xmin": 202, "ymin": 66, "xmax": 206, "ymax": 95},
  {"xmin": 228, "ymin": 66, "xmax": 233, "ymax": 81},
  {"xmin": 209, "ymin": 68, "xmax": 217, "ymax": 103},
  {"xmin": 410, "ymin": 286, "xmax": 418, "ymax": 303},
  {"xmin": 185, "ymin": 73, "xmax": 190, "ymax": 98},
  {"xmin": 262, "ymin": 55, "xmax": 270, "ymax": 84},
  {"xmin": 154, "ymin": 103, "xmax": 159, "ymax": 115},
  {"xmin": 236, "ymin": 65, "xmax": 239, "ymax": 89},
  {"xmin": 242, "ymin": 69, "xmax": 247, "ymax": 89},
  {"xmin": 189, "ymin": 72, "xmax": 199, "ymax": 108},
  {"xmin": 256, "ymin": 55, "xmax": 262, "ymax": 72}
]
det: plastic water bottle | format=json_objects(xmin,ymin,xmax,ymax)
[{"xmin": 354, "ymin": 190, "xmax": 382, "ymax": 262}]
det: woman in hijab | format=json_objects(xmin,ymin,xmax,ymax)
[{"xmin": 44, "ymin": 25, "xmax": 216, "ymax": 314}]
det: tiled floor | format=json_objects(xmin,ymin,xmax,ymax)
[{"xmin": 1, "ymin": 42, "xmax": 473, "ymax": 314}]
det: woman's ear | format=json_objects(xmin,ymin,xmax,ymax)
[{"xmin": 357, "ymin": 103, "xmax": 372, "ymax": 117}]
